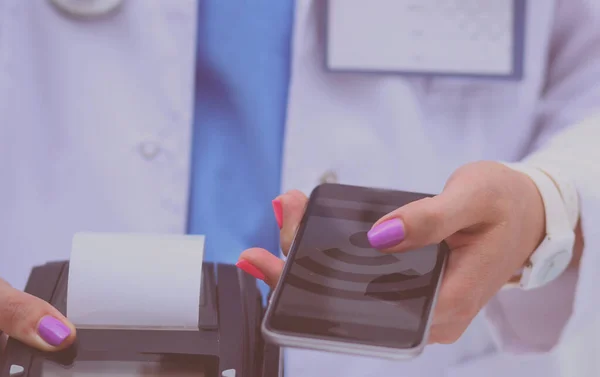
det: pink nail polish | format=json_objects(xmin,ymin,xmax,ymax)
[
  {"xmin": 272, "ymin": 199, "xmax": 283, "ymax": 229},
  {"xmin": 38, "ymin": 316, "xmax": 70, "ymax": 346},
  {"xmin": 367, "ymin": 219, "xmax": 406, "ymax": 249},
  {"xmin": 236, "ymin": 259, "xmax": 266, "ymax": 281}
]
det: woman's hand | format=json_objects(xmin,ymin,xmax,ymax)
[
  {"xmin": 238, "ymin": 161, "xmax": 547, "ymax": 344},
  {"xmin": 0, "ymin": 278, "xmax": 76, "ymax": 352}
]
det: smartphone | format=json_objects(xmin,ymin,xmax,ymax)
[{"xmin": 262, "ymin": 183, "xmax": 449, "ymax": 360}]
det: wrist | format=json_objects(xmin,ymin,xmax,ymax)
[
  {"xmin": 505, "ymin": 170, "xmax": 545, "ymax": 285},
  {"xmin": 512, "ymin": 166, "xmax": 547, "ymax": 265},
  {"xmin": 501, "ymin": 162, "xmax": 576, "ymax": 290}
]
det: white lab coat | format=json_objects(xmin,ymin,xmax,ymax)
[{"xmin": 1, "ymin": 0, "xmax": 599, "ymax": 376}]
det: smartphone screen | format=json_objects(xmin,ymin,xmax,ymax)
[{"xmin": 266, "ymin": 184, "xmax": 448, "ymax": 349}]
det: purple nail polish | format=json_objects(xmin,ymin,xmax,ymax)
[
  {"xmin": 367, "ymin": 219, "xmax": 406, "ymax": 249},
  {"xmin": 38, "ymin": 316, "xmax": 70, "ymax": 346}
]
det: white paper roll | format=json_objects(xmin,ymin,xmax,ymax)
[{"xmin": 67, "ymin": 232, "xmax": 205, "ymax": 330}]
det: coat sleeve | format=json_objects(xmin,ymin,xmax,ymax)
[{"xmin": 483, "ymin": 0, "xmax": 600, "ymax": 353}]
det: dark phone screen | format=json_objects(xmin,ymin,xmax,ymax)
[{"xmin": 268, "ymin": 184, "xmax": 447, "ymax": 349}]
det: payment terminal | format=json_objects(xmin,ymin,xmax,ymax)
[{"xmin": 0, "ymin": 261, "xmax": 280, "ymax": 377}]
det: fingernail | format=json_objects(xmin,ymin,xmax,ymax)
[
  {"xmin": 367, "ymin": 219, "xmax": 406, "ymax": 249},
  {"xmin": 236, "ymin": 259, "xmax": 266, "ymax": 281},
  {"xmin": 38, "ymin": 316, "xmax": 71, "ymax": 346},
  {"xmin": 272, "ymin": 198, "xmax": 283, "ymax": 229}
]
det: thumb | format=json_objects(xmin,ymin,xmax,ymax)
[
  {"xmin": 0, "ymin": 279, "xmax": 76, "ymax": 351},
  {"xmin": 367, "ymin": 192, "xmax": 479, "ymax": 253}
]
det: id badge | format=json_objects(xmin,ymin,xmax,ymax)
[{"xmin": 327, "ymin": 0, "xmax": 525, "ymax": 79}]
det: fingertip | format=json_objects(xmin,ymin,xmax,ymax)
[
  {"xmin": 0, "ymin": 287, "xmax": 76, "ymax": 352},
  {"xmin": 238, "ymin": 248, "xmax": 285, "ymax": 288},
  {"xmin": 236, "ymin": 259, "xmax": 267, "ymax": 281},
  {"xmin": 367, "ymin": 218, "xmax": 406, "ymax": 250},
  {"xmin": 35, "ymin": 315, "xmax": 75, "ymax": 351},
  {"xmin": 238, "ymin": 247, "xmax": 269, "ymax": 263}
]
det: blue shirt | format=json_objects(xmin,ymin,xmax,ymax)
[{"xmin": 187, "ymin": 2, "xmax": 294, "ymax": 265}]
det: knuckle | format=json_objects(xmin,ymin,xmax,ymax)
[
  {"xmin": 287, "ymin": 189, "xmax": 304, "ymax": 197},
  {"xmin": 452, "ymin": 162, "xmax": 503, "ymax": 195},
  {"xmin": 448, "ymin": 162, "xmax": 484, "ymax": 184},
  {"xmin": 286, "ymin": 189, "xmax": 308, "ymax": 202}
]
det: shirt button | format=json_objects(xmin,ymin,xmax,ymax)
[
  {"xmin": 139, "ymin": 141, "xmax": 161, "ymax": 161},
  {"xmin": 50, "ymin": 0, "xmax": 123, "ymax": 18},
  {"xmin": 319, "ymin": 170, "xmax": 338, "ymax": 184}
]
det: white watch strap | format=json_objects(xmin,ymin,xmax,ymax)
[
  {"xmin": 531, "ymin": 165, "xmax": 580, "ymax": 230},
  {"xmin": 503, "ymin": 163, "xmax": 571, "ymax": 236},
  {"xmin": 501, "ymin": 162, "xmax": 575, "ymax": 289}
]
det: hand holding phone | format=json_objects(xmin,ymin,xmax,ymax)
[
  {"xmin": 261, "ymin": 184, "xmax": 448, "ymax": 360},
  {"xmin": 241, "ymin": 162, "xmax": 550, "ymax": 360}
]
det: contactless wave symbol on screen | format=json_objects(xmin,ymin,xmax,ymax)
[{"xmin": 289, "ymin": 231, "xmax": 431, "ymax": 302}]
